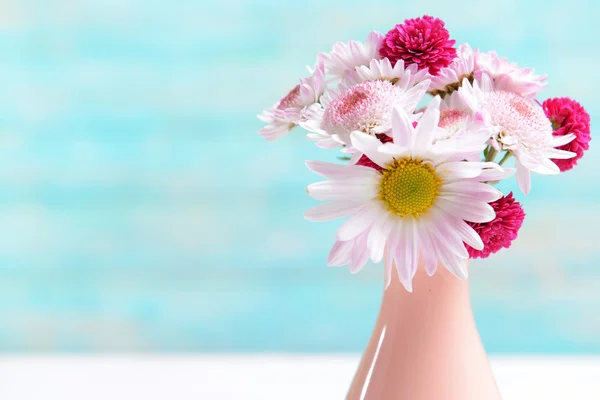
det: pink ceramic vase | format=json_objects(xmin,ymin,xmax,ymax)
[{"xmin": 346, "ymin": 259, "xmax": 501, "ymax": 400}]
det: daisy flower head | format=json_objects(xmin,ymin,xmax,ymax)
[
  {"xmin": 429, "ymin": 43, "xmax": 476, "ymax": 96},
  {"xmin": 344, "ymin": 57, "xmax": 430, "ymax": 90},
  {"xmin": 304, "ymin": 98, "xmax": 513, "ymax": 291},
  {"xmin": 379, "ymin": 15, "xmax": 456, "ymax": 75},
  {"xmin": 458, "ymin": 74, "xmax": 576, "ymax": 194},
  {"xmin": 319, "ymin": 31, "xmax": 384, "ymax": 80},
  {"xmin": 258, "ymin": 61, "xmax": 326, "ymax": 142},
  {"xmin": 300, "ymin": 63, "xmax": 430, "ymax": 150},
  {"xmin": 466, "ymin": 192, "xmax": 525, "ymax": 259},
  {"xmin": 474, "ymin": 51, "xmax": 547, "ymax": 98},
  {"xmin": 542, "ymin": 97, "xmax": 591, "ymax": 172}
]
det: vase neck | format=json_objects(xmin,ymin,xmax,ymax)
[{"xmin": 383, "ymin": 260, "xmax": 471, "ymax": 310}]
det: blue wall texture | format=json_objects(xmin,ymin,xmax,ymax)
[{"xmin": 0, "ymin": 0, "xmax": 598, "ymax": 352}]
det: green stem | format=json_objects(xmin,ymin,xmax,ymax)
[
  {"xmin": 498, "ymin": 151, "xmax": 512, "ymax": 166},
  {"xmin": 484, "ymin": 146, "xmax": 498, "ymax": 163}
]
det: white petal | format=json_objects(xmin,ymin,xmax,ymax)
[
  {"xmin": 304, "ymin": 201, "xmax": 366, "ymax": 222},
  {"xmin": 350, "ymin": 132, "xmax": 394, "ymax": 168},
  {"xmin": 393, "ymin": 221, "xmax": 417, "ymax": 292},
  {"xmin": 412, "ymin": 96, "xmax": 440, "ymax": 154},
  {"xmin": 437, "ymin": 161, "xmax": 498, "ymax": 180},
  {"xmin": 384, "ymin": 243, "xmax": 393, "ymax": 288},
  {"xmin": 305, "ymin": 160, "xmax": 379, "ymax": 180},
  {"xmin": 378, "ymin": 142, "xmax": 409, "ymax": 156},
  {"xmin": 551, "ymin": 133, "xmax": 576, "ymax": 147},
  {"xmin": 477, "ymin": 167, "xmax": 516, "ymax": 182},
  {"xmin": 367, "ymin": 213, "xmax": 394, "ymax": 263},
  {"xmin": 440, "ymin": 181, "xmax": 502, "ymax": 202},
  {"xmin": 315, "ymin": 138, "xmax": 343, "ymax": 149},
  {"xmin": 545, "ymin": 148, "xmax": 576, "ymax": 160},
  {"xmin": 306, "ymin": 180, "xmax": 378, "ymax": 201},
  {"xmin": 390, "ymin": 105, "xmax": 414, "ymax": 148},
  {"xmin": 400, "ymin": 80, "xmax": 430, "ymax": 112},
  {"xmin": 439, "ymin": 190, "xmax": 500, "ymax": 204},
  {"xmin": 516, "ymin": 160, "xmax": 531, "ymax": 195}
]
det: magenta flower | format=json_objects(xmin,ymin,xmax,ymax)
[
  {"xmin": 542, "ymin": 97, "xmax": 591, "ymax": 172},
  {"xmin": 379, "ymin": 15, "xmax": 456, "ymax": 75},
  {"xmin": 466, "ymin": 193, "xmax": 525, "ymax": 259}
]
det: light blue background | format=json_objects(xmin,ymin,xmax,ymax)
[{"xmin": 0, "ymin": 0, "xmax": 598, "ymax": 352}]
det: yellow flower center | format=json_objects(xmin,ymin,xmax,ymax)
[{"xmin": 379, "ymin": 158, "xmax": 442, "ymax": 218}]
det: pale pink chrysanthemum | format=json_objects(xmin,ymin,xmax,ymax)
[
  {"xmin": 379, "ymin": 15, "xmax": 456, "ymax": 75},
  {"xmin": 319, "ymin": 31, "xmax": 384, "ymax": 79},
  {"xmin": 430, "ymin": 43, "xmax": 476, "ymax": 94},
  {"xmin": 300, "ymin": 75, "xmax": 428, "ymax": 149},
  {"xmin": 474, "ymin": 51, "xmax": 547, "ymax": 98},
  {"xmin": 466, "ymin": 192, "xmax": 525, "ymax": 259},
  {"xmin": 458, "ymin": 74, "xmax": 576, "ymax": 194},
  {"xmin": 542, "ymin": 97, "xmax": 592, "ymax": 172},
  {"xmin": 257, "ymin": 61, "xmax": 326, "ymax": 142}
]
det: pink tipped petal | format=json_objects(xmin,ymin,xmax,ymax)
[
  {"xmin": 305, "ymin": 160, "xmax": 378, "ymax": 180},
  {"xmin": 435, "ymin": 198, "xmax": 496, "ymax": 223},
  {"xmin": 304, "ymin": 201, "xmax": 365, "ymax": 222},
  {"xmin": 450, "ymin": 216, "xmax": 484, "ymax": 251},
  {"xmin": 443, "ymin": 252, "xmax": 468, "ymax": 280},
  {"xmin": 336, "ymin": 204, "xmax": 380, "ymax": 241},
  {"xmin": 429, "ymin": 212, "xmax": 470, "ymax": 258},
  {"xmin": 441, "ymin": 181, "xmax": 503, "ymax": 202},
  {"xmin": 417, "ymin": 229, "xmax": 438, "ymax": 276},
  {"xmin": 477, "ymin": 167, "xmax": 516, "ymax": 182},
  {"xmin": 350, "ymin": 233, "xmax": 370, "ymax": 274},
  {"xmin": 327, "ymin": 240, "xmax": 353, "ymax": 266}
]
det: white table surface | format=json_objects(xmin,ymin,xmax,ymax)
[{"xmin": 0, "ymin": 355, "xmax": 599, "ymax": 399}]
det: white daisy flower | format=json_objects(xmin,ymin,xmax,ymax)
[
  {"xmin": 319, "ymin": 31, "xmax": 384, "ymax": 80},
  {"xmin": 257, "ymin": 61, "xmax": 326, "ymax": 142},
  {"xmin": 304, "ymin": 98, "xmax": 513, "ymax": 291},
  {"xmin": 429, "ymin": 43, "xmax": 476, "ymax": 95},
  {"xmin": 458, "ymin": 74, "xmax": 576, "ymax": 194},
  {"xmin": 344, "ymin": 58, "xmax": 430, "ymax": 89},
  {"xmin": 300, "ymin": 63, "xmax": 430, "ymax": 150},
  {"xmin": 474, "ymin": 50, "xmax": 547, "ymax": 98}
]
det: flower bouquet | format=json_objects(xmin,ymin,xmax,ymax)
[{"xmin": 258, "ymin": 15, "xmax": 591, "ymax": 400}]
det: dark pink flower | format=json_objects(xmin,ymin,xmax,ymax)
[
  {"xmin": 466, "ymin": 192, "xmax": 525, "ymax": 259},
  {"xmin": 542, "ymin": 97, "xmax": 591, "ymax": 172},
  {"xmin": 379, "ymin": 15, "xmax": 456, "ymax": 75}
]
